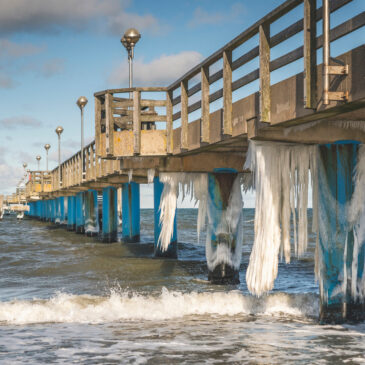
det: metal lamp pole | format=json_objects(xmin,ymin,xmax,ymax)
[
  {"xmin": 36, "ymin": 155, "xmax": 41, "ymax": 170},
  {"xmin": 55, "ymin": 126, "xmax": 63, "ymax": 187},
  {"xmin": 121, "ymin": 28, "xmax": 141, "ymax": 89},
  {"xmin": 76, "ymin": 96, "xmax": 88, "ymax": 181},
  {"xmin": 44, "ymin": 144, "xmax": 51, "ymax": 171}
]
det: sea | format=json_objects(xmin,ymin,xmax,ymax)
[{"xmin": 0, "ymin": 208, "xmax": 364, "ymax": 364}]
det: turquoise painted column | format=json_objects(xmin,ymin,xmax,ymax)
[
  {"xmin": 50, "ymin": 199, "xmax": 56, "ymax": 222},
  {"xmin": 206, "ymin": 170, "xmax": 243, "ymax": 284},
  {"xmin": 85, "ymin": 190, "xmax": 99, "ymax": 237},
  {"xmin": 41, "ymin": 200, "xmax": 46, "ymax": 221},
  {"xmin": 122, "ymin": 182, "xmax": 140, "ymax": 242},
  {"xmin": 75, "ymin": 192, "xmax": 85, "ymax": 233},
  {"xmin": 154, "ymin": 177, "xmax": 177, "ymax": 258},
  {"xmin": 318, "ymin": 141, "xmax": 365, "ymax": 323},
  {"xmin": 35, "ymin": 201, "xmax": 41, "ymax": 219},
  {"xmin": 102, "ymin": 187, "xmax": 118, "ymax": 243},
  {"xmin": 55, "ymin": 197, "xmax": 65, "ymax": 224},
  {"xmin": 29, "ymin": 202, "xmax": 35, "ymax": 217},
  {"xmin": 46, "ymin": 200, "xmax": 52, "ymax": 221},
  {"xmin": 67, "ymin": 196, "xmax": 76, "ymax": 231}
]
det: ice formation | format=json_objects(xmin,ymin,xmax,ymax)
[
  {"xmin": 147, "ymin": 168, "xmax": 155, "ymax": 184},
  {"xmin": 244, "ymin": 141, "xmax": 317, "ymax": 296},
  {"xmin": 158, "ymin": 172, "xmax": 245, "ymax": 271},
  {"xmin": 128, "ymin": 169, "xmax": 133, "ymax": 183}
]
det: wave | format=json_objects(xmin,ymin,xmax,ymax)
[{"xmin": 0, "ymin": 289, "xmax": 319, "ymax": 325}]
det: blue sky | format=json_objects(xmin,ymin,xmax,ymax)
[{"xmin": 0, "ymin": 0, "xmax": 363, "ymax": 208}]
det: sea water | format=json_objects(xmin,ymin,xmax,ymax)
[{"xmin": 0, "ymin": 209, "xmax": 364, "ymax": 364}]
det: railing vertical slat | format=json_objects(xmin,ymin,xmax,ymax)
[
  {"xmin": 304, "ymin": 0, "xmax": 317, "ymax": 109},
  {"xmin": 133, "ymin": 90, "xmax": 141, "ymax": 155},
  {"xmin": 201, "ymin": 65, "xmax": 210, "ymax": 143},
  {"xmin": 223, "ymin": 50, "xmax": 233, "ymax": 136},
  {"xmin": 95, "ymin": 96, "xmax": 102, "ymax": 156},
  {"xmin": 259, "ymin": 22, "xmax": 271, "ymax": 123},
  {"xmin": 181, "ymin": 80, "xmax": 188, "ymax": 151},
  {"xmin": 166, "ymin": 90, "xmax": 173, "ymax": 154},
  {"xmin": 105, "ymin": 93, "xmax": 114, "ymax": 157}
]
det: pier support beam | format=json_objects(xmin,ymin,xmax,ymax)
[
  {"xmin": 50, "ymin": 199, "xmax": 56, "ymax": 223},
  {"xmin": 206, "ymin": 170, "xmax": 243, "ymax": 284},
  {"xmin": 121, "ymin": 182, "xmax": 140, "ymax": 243},
  {"xmin": 75, "ymin": 192, "xmax": 85, "ymax": 234},
  {"xmin": 85, "ymin": 190, "xmax": 99, "ymax": 237},
  {"xmin": 55, "ymin": 197, "xmax": 65, "ymax": 225},
  {"xmin": 67, "ymin": 196, "xmax": 76, "ymax": 231},
  {"xmin": 102, "ymin": 187, "xmax": 118, "ymax": 243},
  {"xmin": 318, "ymin": 141, "xmax": 365, "ymax": 323},
  {"xmin": 154, "ymin": 177, "xmax": 177, "ymax": 258}
]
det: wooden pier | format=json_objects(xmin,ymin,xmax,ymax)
[{"xmin": 5, "ymin": 0, "xmax": 365, "ymax": 322}]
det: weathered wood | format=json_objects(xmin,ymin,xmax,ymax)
[
  {"xmin": 140, "ymin": 99, "xmax": 166, "ymax": 107},
  {"xmin": 94, "ymin": 96, "xmax": 102, "ymax": 156},
  {"xmin": 259, "ymin": 22, "xmax": 271, "ymax": 123},
  {"xmin": 166, "ymin": 90, "xmax": 173, "ymax": 154},
  {"xmin": 181, "ymin": 80, "xmax": 189, "ymax": 150},
  {"xmin": 105, "ymin": 93, "xmax": 114, "ymax": 156},
  {"xmin": 223, "ymin": 50, "xmax": 233, "ymax": 136},
  {"xmin": 133, "ymin": 90, "xmax": 141, "ymax": 155},
  {"xmin": 113, "ymin": 100, "xmax": 132, "ymax": 108},
  {"xmin": 304, "ymin": 0, "xmax": 317, "ymax": 109},
  {"xmin": 201, "ymin": 65, "xmax": 210, "ymax": 143}
]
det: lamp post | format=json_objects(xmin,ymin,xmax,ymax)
[
  {"xmin": 121, "ymin": 28, "xmax": 141, "ymax": 89},
  {"xmin": 36, "ymin": 155, "xmax": 41, "ymax": 170},
  {"xmin": 44, "ymin": 144, "xmax": 51, "ymax": 171},
  {"xmin": 55, "ymin": 126, "xmax": 63, "ymax": 187},
  {"xmin": 76, "ymin": 96, "xmax": 88, "ymax": 181}
]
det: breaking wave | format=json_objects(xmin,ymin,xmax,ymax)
[{"xmin": 0, "ymin": 289, "xmax": 319, "ymax": 325}]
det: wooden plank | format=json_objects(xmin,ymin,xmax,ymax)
[
  {"xmin": 166, "ymin": 90, "xmax": 173, "ymax": 154},
  {"xmin": 201, "ymin": 65, "xmax": 210, "ymax": 143},
  {"xmin": 181, "ymin": 80, "xmax": 189, "ymax": 150},
  {"xmin": 141, "ymin": 114, "xmax": 166, "ymax": 122},
  {"xmin": 259, "ymin": 22, "xmax": 271, "ymax": 123},
  {"xmin": 223, "ymin": 50, "xmax": 233, "ymax": 136},
  {"xmin": 133, "ymin": 90, "xmax": 141, "ymax": 155},
  {"xmin": 105, "ymin": 93, "xmax": 114, "ymax": 156},
  {"xmin": 140, "ymin": 99, "xmax": 166, "ymax": 107},
  {"xmin": 94, "ymin": 96, "xmax": 102, "ymax": 156},
  {"xmin": 304, "ymin": 0, "xmax": 317, "ymax": 109},
  {"xmin": 113, "ymin": 100, "xmax": 132, "ymax": 108}
]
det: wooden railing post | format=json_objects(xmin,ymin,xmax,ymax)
[
  {"xmin": 223, "ymin": 50, "xmax": 233, "ymax": 136},
  {"xmin": 133, "ymin": 90, "xmax": 141, "ymax": 155},
  {"xmin": 181, "ymin": 80, "xmax": 188, "ymax": 151},
  {"xmin": 166, "ymin": 90, "xmax": 173, "ymax": 154},
  {"xmin": 259, "ymin": 22, "xmax": 271, "ymax": 123},
  {"xmin": 201, "ymin": 65, "xmax": 210, "ymax": 144},
  {"xmin": 304, "ymin": 0, "xmax": 317, "ymax": 109},
  {"xmin": 94, "ymin": 96, "xmax": 102, "ymax": 156},
  {"xmin": 105, "ymin": 93, "xmax": 114, "ymax": 157}
]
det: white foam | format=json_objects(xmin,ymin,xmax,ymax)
[{"xmin": 0, "ymin": 290, "xmax": 318, "ymax": 325}]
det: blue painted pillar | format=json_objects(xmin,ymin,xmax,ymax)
[
  {"xmin": 122, "ymin": 182, "xmax": 140, "ymax": 242},
  {"xmin": 102, "ymin": 187, "xmax": 118, "ymax": 242},
  {"xmin": 29, "ymin": 202, "xmax": 34, "ymax": 217},
  {"xmin": 35, "ymin": 201, "xmax": 41, "ymax": 219},
  {"xmin": 85, "ymin": 190, "xmax": 99, "ymax": 237},
  {"xmin": 46, "ymin": 200, "xmax": 51, "ymax": 221},
  {"xmin": 318, "ymin": 142, "xmax": 365, "ymax": 323},
  {"xmin": 40, "ymin": 200, "xmax": 46, "ymax": 221},
  {"xmin": 75, "ymin": 192, "xmax": 85, "ymax": 234},
  {"xmin": 50, "ymin": 199, "xmax": 56, "ymax": 222},
  {"xmin": 154, "ymin": 177, "xmax": 177, "ymax": 258},
  {"xmin": 55, "ymin": 197, "xmax": 65, "ymax": 224},
  {"xmin": 67, "ymin": 196, "xmax": 76, "ymax": 231},
  {"xmin": 206, "ymin": 170, "xmax": 242, "ymax": 284}
]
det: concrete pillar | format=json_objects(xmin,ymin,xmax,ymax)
[
  {"xmin": 153, "ymin": 177, "xmax": 177, "ymax": 258},
  {"xmin": 206, "ymin": 171, "xmax": 242, "ymax": 284},
  {"xmin": 121, "ymin": 182, "xmax": 140, "ymax": 242},
  {"xmin": 318, "ymin": 142, "xmax": 365, "ymax": 323},
  {"xmin": 67, "ymin": 196, "xmax": 76, "ymax": 231},
  {"xmin": 55, "ymin": 197, "xmax": 65, "ymax": 224},
  {"xmin": 102, "ymin": 187, "xmax": 118, "ymax": 243},
  {"xmin": 85, "ymin": 190, "xmax": 99, "ymax": 237},
  {"xmin": 75, "ymin": 192, "xmax": 85, "ymax": 234}
]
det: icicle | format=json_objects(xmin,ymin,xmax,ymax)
[
  {"xmin": 147, "ymin": 169, "xmax": 155, "ymax": 184},
  {"xmin": 128, "ymin": 169, "xmax": 133, "ymax": 183},
  {"xmin": 245, "ymin": 141, "xmax": 316, "ymax": 296}
]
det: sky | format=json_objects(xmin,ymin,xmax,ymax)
[{"xmin": 0, "ymin": 0, "xmax": 364, "ymax": 208}]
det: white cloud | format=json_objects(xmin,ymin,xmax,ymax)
[
  {"xmin": 0, "ymin": 116, "xmax": 43, "ymax": 129},
  {"xmin": 0, "ymin": 163, "xmax": 23, "ymax": 195},
  {"xmin": 108, "ymin": 51, "xmax": 204, "ymax": 87},
  {"xmin": 41, "ymin": 58, "xmax": 65, "ymax": 78},
  {"xmin": 188, "ymin": 3, "xmax": 245, "ymax": 28},
  {"xmin": 0, "ymin": 72, "xmax": 17, "ymax": 89},
  {"xmin": 0, "ymin": 39, "xmax": 43, "ymax": 58},
  {"xmin": 0, "ymin": 0, "xmax": 161, "ymax": 35}
]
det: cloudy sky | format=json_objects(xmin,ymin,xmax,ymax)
[{"xmin": 0, "ymin": 0, "xmax": 363, "ymax": 207}]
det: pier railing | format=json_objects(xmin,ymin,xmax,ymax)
[{"xmin": 25, "ymin": 171, "xmax": 52, "ymax": 199}]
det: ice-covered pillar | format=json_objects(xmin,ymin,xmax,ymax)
[
  {"xmin": 102, "ymin": 187, "xmax": 118, "ymax": 242},
  {"xmin": 75, "ymin": 192, "xmax": 85, "ymax": 234},
  {"xmin": 121, "ymin": 182, "xmax": 140, "ymax": 242},
  {"xmin": 206, "ymin": 170, "xmax": 243, "ymax": 284},
  {"xmin": 154, "ymin": 177, "xmax": 177, "ymax": 258},
  {"xmin": 55, "ymin": 197, "xmax": 65, "ymax": 224},
  {"xmin": 318, "ymin": 142, "xmax": 365, "ymax": 323},
  {"xmin": 85, "ymin": 189, "xmax": 99, "ymax": 237},
  {"xmin": 67, "ymin": 196, "xmax": 76, "ymax": 231},
  {"xmin": 50, "ymin": 199, "xmax": 56, "ymax": 222}
]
